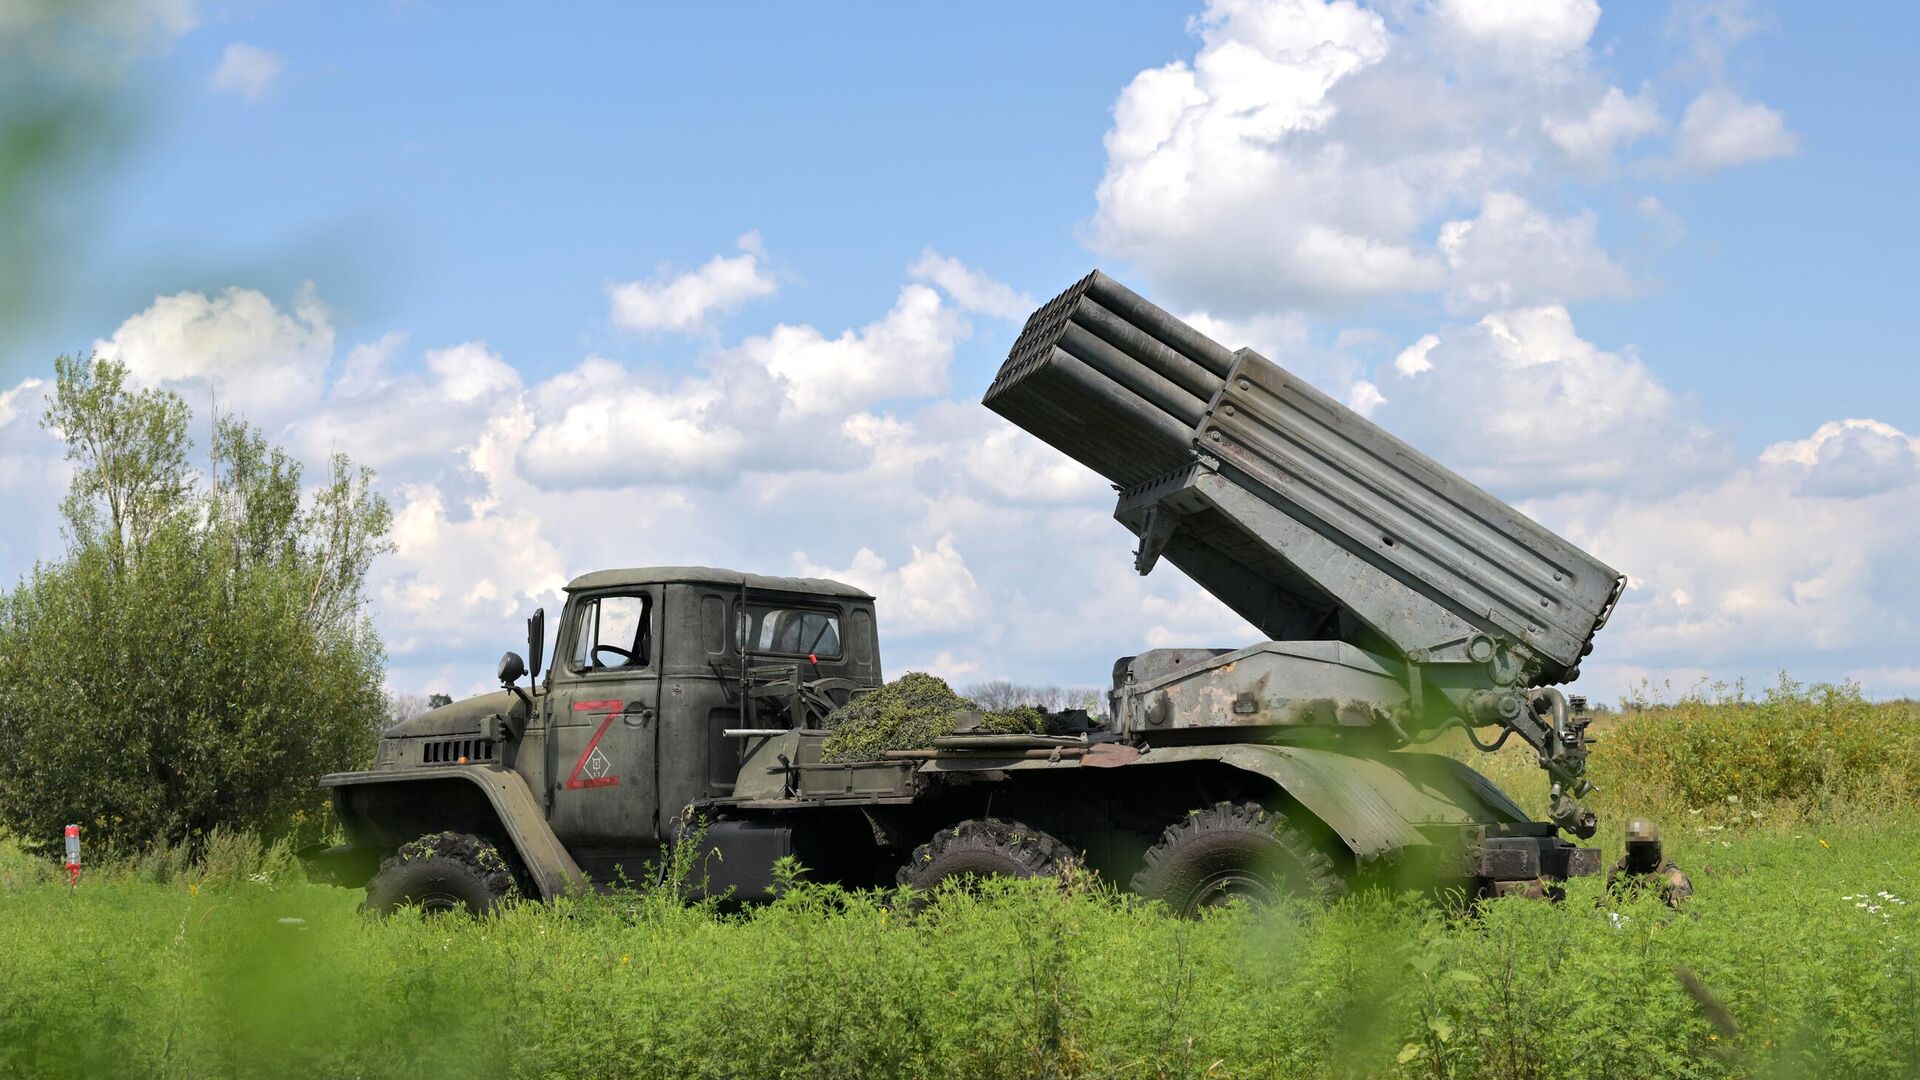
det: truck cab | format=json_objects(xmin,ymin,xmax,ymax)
[{"xmin": 312, "ymin": 567, "xmax": 880, "ymax": 899}]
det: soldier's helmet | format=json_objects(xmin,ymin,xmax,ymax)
[{"xmin": 1625, "ymin": 818, "xmax": 1660, "ymax": 844}]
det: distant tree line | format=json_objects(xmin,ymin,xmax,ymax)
[
  {"xmin": 964, "ymin": 681, "xmax": 1107, "ymax": 717},
  {"xmin": 385, "ymin": 691, "xmax": 454, "ymax": 728}
]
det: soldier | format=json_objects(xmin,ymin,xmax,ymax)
[{"xmin": 1607, "ymin": 818, "xmax": 1692, "ymax": 906}]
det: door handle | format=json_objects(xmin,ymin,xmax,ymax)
[{"xmin": 622, "ymin": 708, "xmax": 654, "ymax": 729}]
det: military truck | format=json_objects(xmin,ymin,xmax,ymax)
[{"xmin": 306, "ymin": 271, "xmax": 1621, "ymax": 916}]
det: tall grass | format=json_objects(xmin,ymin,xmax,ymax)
[
  {"xmin": 5, "ymin": 682, "xmax": 1918, "ymax": 1078},
  {"xmin": 1445, "ymin": 676, "xmax": 1920, "ymax": 841},
  {"xmin": 2, "ymin": 817, "xmax": 1918, "ymax": 1079}
]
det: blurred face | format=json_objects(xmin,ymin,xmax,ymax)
[{"xmin": 1625, "ymin": 839, "xmax": 1661, "ymax": 873}]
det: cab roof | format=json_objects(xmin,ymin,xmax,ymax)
[{"xmin": 563, "ymin": 565, "xmax": 872, "ymax": 600}]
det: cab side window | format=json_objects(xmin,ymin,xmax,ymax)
[
  {"xmin": 739, "ymin": 603, "xmax": 842, "ymax": 659},
  {"xmin": 570, "ymin": 593, "xmax": 652, "ymax": 672}
]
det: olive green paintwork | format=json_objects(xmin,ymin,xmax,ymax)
[
  {"xmin": 383, "ymin": 689, "xmax": 521, "ymax": 741},
  {"xmin": 565, "ymin": 566, "xmax": 871, "ymax": 598},
  {"xmin": 315, "ymin": 275, "xmax": 1614, "ymax": 902},
  {"xmin": 880, "ymin": 740, "xmax": 1527, "ymax": 863},
  {"xmin": 1123, "ymin": 745, "xmax": 1527, "ymax": 861},
  {"xmin": 1115, "ymin": 640, "xmax": 1409, "ymax": 736},
  {"xmin": 322, "ymin": 571, "xmax": 884, "ymax": 893},
  {"xmin": 320, "ymin": 765, "xmax": 586, "ymax": 899},
  {"xmin": 320, "ymin": 565, "xmax": 1588, "ymax": 899}
]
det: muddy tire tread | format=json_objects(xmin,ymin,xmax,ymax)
[
  {"xmin": 1129, "ymin": 800, "xmax": 1344, "ymax": 915},
  {"xmin": 895, "ymin": 818, "xmax": 1076, "ymax": 891}
]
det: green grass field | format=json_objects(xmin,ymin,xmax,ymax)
[{"xmin": 4, "ymin": 681, "xmax": 1918, "ymax": 1079}]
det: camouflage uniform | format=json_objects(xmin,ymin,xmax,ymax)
[{"xmin": 1606, "ymin": 818, "xmax": 1693, "ymax": 907}]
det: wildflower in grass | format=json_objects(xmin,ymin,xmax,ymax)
[{"xmin": 1819, "ymin": 838, "xmax": 1831, "ymax": 849}]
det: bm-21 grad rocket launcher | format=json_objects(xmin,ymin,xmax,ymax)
[{"xmin": 985, "ymin": 271, "xmax": 1624, "ymax": 838}]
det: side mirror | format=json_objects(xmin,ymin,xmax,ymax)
[
  {"xmin": 526, "ymin": 607, "xmax": 545, "ymax": 684},
  {"xmin": 497, "ymin": 651, "xmax": 527, "ymax": 687}
]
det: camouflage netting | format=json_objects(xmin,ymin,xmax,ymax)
[{"xmin": 820, "ymin": 672, "xmax": 1054, "ymax": 763}]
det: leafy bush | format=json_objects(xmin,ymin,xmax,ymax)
[
  {"xmin": 1595, "ymin": 676, "xmax": 1920, "ymax": 817},
  {"xmin": 820, "ymin": 671, "xmax": 1052, "ymax": 762},
  {"xmin": 1436, "ymin": 677, "xmax": 1920, "ymax": 836},
  {"xmin": 0, "ymin": 356, "xmax": 390, "ymax": 853}
]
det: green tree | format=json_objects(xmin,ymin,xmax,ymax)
[{"xmin": 0, "ymin": 355, "xmax": 393, "ymax": 850}]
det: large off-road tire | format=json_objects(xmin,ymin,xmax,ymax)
[
  {"xmin": 363, "ymin": 831, "xmax": 519, "ymax": 917},
  {"xmin": 896, "ymin": 818, "xmax": 1077, "ymax": 893},
  {"xmin": 1130, "ymin": 801, "xmax": 1345, "ymax": 917}
]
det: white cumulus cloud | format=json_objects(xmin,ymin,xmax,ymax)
[
  {"xmin": 1434, "ymin": 0, "xmax": 1600, "ymax": 59},
  {"xmin": 908, "ymin": 250, "xmax": 1034, "ymax": 319},
  {"xmin": 1437, "ymin": 192, "xmax": 1631, "ymax": 309},
  {"xmin": 1673, "ymin": 88, "xmax": 1798, "ymax": 172},
  {"xmin": 608, "ymin": 232, "xmax": 777, "ymax": 334},
  {"xmin": 794, "ymin": 534, "xmax": 985, "ymax": 636},
  {"xmin": 93, "ymin": 283, "xmax": 334, "ymax": 418},
  {"xmin": 209, "ymin": 42, "xmax": 283, "ymax": 102},
  {"xmin": 1543, "ymin": 85, "xmax": 1663, "ymax": 170},
  {"xmin": 1088, "ymin": 0, "xmax": 1673, "ymax": 314},
  {"xmin": 736, "ymin": 282, "xmax": 965, "ymax": 419},
  {"xmin": 1759, "ymin": 419, "xmax": 1920, "ymax": 497},
  {"xmin": 525, "ymin": 246, "xmax": 1015, "ymax": 489},
  {"xmin": 1372, "ymin": 304, "xmax": 1727, "ymax": 497}
]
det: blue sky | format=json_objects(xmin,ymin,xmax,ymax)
[{"xmin": 5, "ymin": 0, "xmax": 1919, "ymax": 704}]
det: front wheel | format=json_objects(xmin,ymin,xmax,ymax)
[
  {"xmin": 363, "ymin": 832, "xmax": 519, "ymax": 917},
  {"xmin": 1130, "ymin": 802, "xmax": 1344, "ymax": 917}
]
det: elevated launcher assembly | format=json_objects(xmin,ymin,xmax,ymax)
[{"xmin": 985, "ymin": 272, "xmax": 1625, "ymax": 836}]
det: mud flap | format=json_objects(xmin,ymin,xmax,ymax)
[{"xmin": 295, "ymin": 842, "xmax": 383, "ymax": 888}]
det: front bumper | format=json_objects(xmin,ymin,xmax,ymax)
[{"xmin": 1453, "ymin": 825, "xmax": 1601, "ymax": 899}]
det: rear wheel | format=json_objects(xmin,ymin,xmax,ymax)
[
  {"xmin": 363, "ymin": 832, "xmax": 519, "ymax": 917},
  {"xmin": 897, "ymin": 818, "xmax": 1076, "ymax": 893},
  {"xmin": 1130, "ymin": 801, "xmax": 1344, "ymax": 917}
]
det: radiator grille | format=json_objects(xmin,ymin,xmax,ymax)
[{"xmin": 422, "ymin": 738, "xmax": 495, "ymax": 765}]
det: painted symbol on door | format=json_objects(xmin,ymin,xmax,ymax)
[{"xmin": 565, "ymin": 700, "xmax": 624, "ymax": 790}]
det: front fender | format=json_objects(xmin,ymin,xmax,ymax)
[
  {"xmin": 319, "ymin": 765, "xmax": 587, "ymax": 900},
  {"xmin": 1127, "ymin": 744, "xmax": 1530, "ymax": 862}
]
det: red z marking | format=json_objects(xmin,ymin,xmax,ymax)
[{"xmin": 565, "ymin": 699, "xmax": 624, "ymax": 790}]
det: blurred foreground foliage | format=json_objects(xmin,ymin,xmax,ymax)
[
  {"xmin": 0, "ymin": 356, "xmax": 390, "ymax": 853},
  {"xmin": 2, "ymin": 811, "xmax": 1917, "ymax": 1079},
  {"xmin": 4, "ymin": 685, "xmax": 1920, "ymax": 1076}
]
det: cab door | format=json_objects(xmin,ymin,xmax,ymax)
[{"xmin": 547, "ymin": 588, "xmax": 662, "ymax": 846}]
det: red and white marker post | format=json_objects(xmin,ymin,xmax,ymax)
[{"xmin": 63, "ymin": 824, "xmax": 80, "ymax": 890}]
